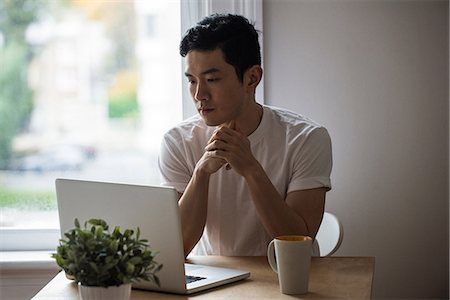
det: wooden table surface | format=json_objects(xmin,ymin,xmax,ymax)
[{"xmin": 32, "ymin": 256, "xmax": 375, "ymax": 299}]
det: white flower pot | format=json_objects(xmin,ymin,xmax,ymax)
[{"xmin": 78, "ymin": 283, "xmax": 132, "ymax": 300}]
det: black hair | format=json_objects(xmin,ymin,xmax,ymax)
[{"xmin": 180, "ymin": 14, "xmax": 261, "ymax": 82}]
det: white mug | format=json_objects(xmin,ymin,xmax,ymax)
[{"xmin": 267, "ymin": 235, "xmax": 312, "ymax": 295}]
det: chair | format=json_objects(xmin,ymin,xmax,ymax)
[{"xmin": 312, "ymin": 212, "xmax": 343, "ymax": 257}]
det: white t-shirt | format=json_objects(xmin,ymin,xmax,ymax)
[{"xmin": 158, "ymin": 105, "xmax": 332, "ymax": 255}]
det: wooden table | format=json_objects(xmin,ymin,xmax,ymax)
[{"xmin": 32, "ymin": 256, "xmax": 375, "ymax": 299}]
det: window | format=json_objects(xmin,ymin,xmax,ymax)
[
  {"xmin": 0, "ymin": 0, "xmax": 182, "ymax": 250},
  {"xmin": 0, "ymin": 0, "xmax": 262, "ymax": 251}
]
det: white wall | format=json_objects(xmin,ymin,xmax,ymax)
[{"xmin": 263, "ymin": 0, "xmax": 448, "ymax": 298}]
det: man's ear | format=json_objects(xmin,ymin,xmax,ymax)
[{"xmin": 245, "ymin": 65, "xmax": 263, "ymax": 90}]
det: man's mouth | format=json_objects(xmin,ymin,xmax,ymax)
[{"xmin": 199, "ymin": 108, "xmax": 214, "ymax": 115}]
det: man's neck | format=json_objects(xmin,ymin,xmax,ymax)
[{"xmin": 234, "ymin": 102, "xmax": 263, "ymax": 136}]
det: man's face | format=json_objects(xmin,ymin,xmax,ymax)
[{"xmin": 185, "ymin": 49, "xmax": 252, "ymax": 126}]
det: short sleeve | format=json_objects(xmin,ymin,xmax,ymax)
[
  {"xmin": 158, "ymin": 131, "xmax": 192, "ymax": 193},
  {"xmin": 287, "ymin": 127, "xmax": 332, "ymax": 193}
]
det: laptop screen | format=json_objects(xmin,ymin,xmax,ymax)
[{"xmin": 55, "ymin": 178, "xmax": 188, "ymax": 293}]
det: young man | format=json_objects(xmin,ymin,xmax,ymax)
[{"xmin": 159, "ymin": 14, "xmax": 332, "ymax": 257}]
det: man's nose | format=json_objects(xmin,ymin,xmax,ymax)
[{"xmin": 194, "ymin": 82, "xmax": 208, "ymax": 102}]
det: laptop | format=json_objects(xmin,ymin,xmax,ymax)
[{"xmin": 55, "ymin": 178, "xmax": 250, "ymax": 294}]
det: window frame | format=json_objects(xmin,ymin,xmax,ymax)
[
  {"xmin": 0, "ymin": 228, "xmax": 60, "ymax": 251},
  {"xmin": 1, "ymin": 0, "xmax": 263, "ymax": 252}
]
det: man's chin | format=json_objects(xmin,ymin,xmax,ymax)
[{"xmin": 200, "ymin": 117, "xmax": 223, "ymax": 127}]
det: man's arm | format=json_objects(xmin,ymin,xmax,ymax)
[
  {"xmin": 244, "ymin": 159, "xmax": 326, "ymax": 238},
  {"xmin": 285, "ymin": 188, "xmax": 326, "ymax": 238},
  {"xmin": 244, "ymin": 161, "xmax": 326, "ymax": 238},
  {"xmin": 178, "ymin": 168, "xmax": 209, "ymax": 257},
  {"xmin": 206, "ymin": 125, "xmax": 328, "ymax": 239},
  {"xmin": 159, "ymin": 132, "xmax": 226, "ymax": 257},
  {"xmin": 179, "ymin": 145, "xmax": 325, "ymax": 257},
  {"xmin": 178, "ymin": 149, "xmax": 227, "ymax": 257}
]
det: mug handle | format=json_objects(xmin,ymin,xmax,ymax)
[{"xmin": 267, "ymin": 240, "xmax": 278, "ymax": 273}]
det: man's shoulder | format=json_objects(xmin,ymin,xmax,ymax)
[
  {"xmin": 263, "ymin": 105, "xmax": 324, "ymax": 129},
  {"xmin": 262, "ymin": 106, "xmax": 331, "ymax": 158}
]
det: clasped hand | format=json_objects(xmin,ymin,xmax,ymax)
[{"xmin": 197, "ymin": 121, "xmax": 256, "ymax": 177}]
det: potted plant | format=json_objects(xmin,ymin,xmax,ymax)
[{"xmin": 52, "ymin": 218, "xmax": 162, "ymax": 300}]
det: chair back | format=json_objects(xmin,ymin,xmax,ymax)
[{"xmin": 313, "ymin": 212, "xmax": 343, "ymax": 257}]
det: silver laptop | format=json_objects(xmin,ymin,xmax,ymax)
[{"xmin": 55, "ymin": 178, "xmax": 250, "ymax": 294}]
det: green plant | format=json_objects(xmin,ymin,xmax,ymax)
[{"xmin": 52, "ymin": 218, "xmax": 162, "ymax": 287}]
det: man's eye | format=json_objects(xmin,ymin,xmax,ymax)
[{"xmin": 207, "ymin": 78, "xmax": 220, "ymax": 82}]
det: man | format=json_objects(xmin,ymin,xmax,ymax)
[{"xmin": 159, "ymin": 14, "xmax": 332, "ymax": 257}]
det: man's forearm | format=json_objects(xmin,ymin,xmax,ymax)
[
  {"xmin": 179, "ymin": 168, "xmax": 210, "ymax": 257},
  {"xmin": 243, "ymin": 163, "xmax": 311, "ymax": 238}
]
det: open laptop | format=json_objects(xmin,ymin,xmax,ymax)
[{"xmin": 55, "ymin": 178, "xmax": 250, "ymax": 294}]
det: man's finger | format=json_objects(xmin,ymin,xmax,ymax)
[{"xmin": 227, "ymin": 120, "xmax": 236, "ymax": 130}]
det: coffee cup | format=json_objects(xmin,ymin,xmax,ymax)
[{"xmin": 267, "ymin": 235, "xmax": 312, "ymax": 294}]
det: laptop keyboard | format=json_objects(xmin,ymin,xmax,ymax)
[{"xmin": 186, "ymin": 275, "xmax": 207, "ymax": 284}]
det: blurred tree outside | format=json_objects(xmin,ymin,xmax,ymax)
[
  {"xmin": 108, "ymin": 70, "xmax": 138, "ymax": 119},
  {"xmin": 0, "ymin": 42, "xmax": 33, "ymax": 169},
  {"xmin": 72, "ymin": 0, "xmax": 138, "ymax": 120},
  {"xmin": 0, "ymin": 0, "xmax": 138, "ymax": 169},
  {"xmin": 103, "ymin": 2, "xmax": 138, "ymax": 120},
  {"xmin": 0, "ymin": 0, "xmax": 46, "ymax": 169},
  {"xmin": 0, "ymin": 1, "xmax": 180, "ymax": 227}
]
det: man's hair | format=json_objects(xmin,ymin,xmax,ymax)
[{"xmin": 180, "ymin": 14, "xmax": 261, "ymax": 82}]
